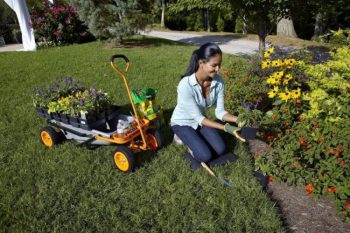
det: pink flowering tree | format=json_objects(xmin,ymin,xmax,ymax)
[{"xmin": 30, "ymin": 0, "xmax": 93, "ymax": 46}]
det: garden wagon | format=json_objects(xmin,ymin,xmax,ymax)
[{"xmin": 37, "ymin": 54, "xmax": 163, "ymax": 173}]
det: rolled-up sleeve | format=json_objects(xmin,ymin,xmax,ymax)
[
  {"xmin": 215, "ymin": 82, "xmax": 228, "ymax": 121},
  {"xmin": 177, "ymin": 82, "xmax": 205, "ymax": 126}
]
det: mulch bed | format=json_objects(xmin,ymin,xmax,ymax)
[{"xmin": 248, "ymin": 139, "xmax": 350, "ymax": 233}]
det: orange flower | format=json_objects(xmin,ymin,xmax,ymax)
[
  {"xmin": 254, "ymin": 152, "xmax": 260, "ymax": 160},
  {"xmin": 318, "ymin": 136, "xmax": 325, "ymax": 142},
  {"xmin": 346, "ymin": 199, "xmax": 350, "ymax": 209},
  {"xmin": 272, "ymin": 114, "xmax": 279, "ymax": 120},
  {"xmin": 267, "ymin": 176, "xmax": 273, "ymax": 183},
  {"xmin": 305, "ymin": 183, "xmax": 314, "ymax": 195},
  {"xmin": 299, "ymin": 137, "xmax": 307, "ymax": 146},
  {"xmin": 327, "ymin": 187, "xmax": 336, "ymax": 193},
  {"xmin": 337, "ymin": 145, "xmax": 345, "ymax": 153}
]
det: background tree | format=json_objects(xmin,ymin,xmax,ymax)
[
  {"xmin": 231, "ymin": 0, "xmax": 289, "ymax": 57},
  {"xmin": 70, "ymin": 0, "xmax": 154, "ymax": 42},
  {"xmin": 290, "ymin": 0, "xmax": 350, "ymax": 39},
  {"xmin": 169, "ymin": 0, "xmax": 229, "ymax": 32},
  {"xmin": 0, "ymin": 1, "xmax": 17, "ymax": 43}
]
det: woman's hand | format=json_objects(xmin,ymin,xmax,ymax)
[
  {"xmin": 223, "ymin": 123, "xmax": 246, "ymax": 142},
  {"xmin": 222, "ymin": 113, "xmax": 238, "ymax": 124}
]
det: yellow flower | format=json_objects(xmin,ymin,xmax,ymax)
[
  {"xmin": 283, "ymin": 73, "xmax": 293, "ymax": 84},
  {"xmin": 271, "ymin": 59, "xmax": 283, "ymax": 67},
  {"xmin": 279, "ymin": 89, "xmax": 291, "ymax": 102},
  {"xmin": 272, "ymin": 71, "xmax": 284, "ymax": 79},
  {"xmin": 266, "ymin": 77, "xmax": 280, "ymax": 85},
  {"xmin": 284, "ymin": 58, "xmax": 296, "ymax": 68},
  {"xmin": 268, "ymin": 86, "xmax": 279, "ymax": 98},
  {"xmin": 291, "ymin": 88, "xmax": 301, "ymax": 99},
  {"xmin": 264, "ymin": 47, "xmax": 274, "ymax": 58},
  {"xmin": 261, "ymin": 59, "xmax": 271, "ymax": 69}
]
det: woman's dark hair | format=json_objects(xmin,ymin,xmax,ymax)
[{"xmin": 181, "ymin": 43, "xmax": 222, "ymax": 78}]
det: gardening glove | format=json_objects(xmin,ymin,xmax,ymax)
[{"xmin": 224, "ymin": 123, "xmax": 246, "ymax": 142}]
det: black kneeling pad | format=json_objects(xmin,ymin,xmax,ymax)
[
  {"xmin": 254, "ymin": 170, "xmax": 268, "ymax": 190},
  {"xmin": 183, "ymin": 153, "xmax": 201, "ymax": 170},
  {"xmin": 208, "ymin": 152, "xmax": 238, "ymax": 167}
]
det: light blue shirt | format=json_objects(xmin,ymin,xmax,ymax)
[{"xmin": 170, "ymin": 73, "xmax": 228, "ymax": 129}]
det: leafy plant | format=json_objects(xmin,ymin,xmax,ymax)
[
  {"xmin": 236, "ymin": 100, "xmax": 263, "ymax": 127},
  {"xmin": 30, "ymin": 0, "xmax": 93, "ymax": 46},
  {"xmin": 255, "ymin": 119, "xmax": 350, "ymax": 222},
  {"xmin": 320, "ymin": 28, "xmax": 350, "ymax": 46},
  {"xmin": 32, "ymin": 77, "xmax": 111, "ymax": 117},
  {"xmin": 300, "ymin": 46, "xmax": 350, "ymax": 123}
]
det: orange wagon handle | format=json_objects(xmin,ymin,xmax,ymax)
[{"xmin": 110, "ymin": 54, "xmax": 148, "ymax": 150}]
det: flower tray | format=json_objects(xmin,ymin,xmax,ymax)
[{"xmin": 35, "ymin": 105, "xmax": 120, "ymax": 130}]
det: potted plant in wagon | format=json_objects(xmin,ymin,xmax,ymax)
[
  {"xmin": 33, "ymin": 77, "xmax": 116, "ymax": 129},
  {"xmin": 236, "ymin": 100, "xmax": 263, "ymax": 140}
]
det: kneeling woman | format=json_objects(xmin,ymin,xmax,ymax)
[{"xmin": 171, "ymin": 43, "xmax": 240, "ymax": 165}]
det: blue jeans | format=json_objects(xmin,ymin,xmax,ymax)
[{"xmin": 171, "ymin": 125, "xmax": 226, "ymax": 162}]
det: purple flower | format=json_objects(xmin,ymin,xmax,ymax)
[
  {"xmin": 240, "ymin": 99, "xmax": 260, "ymax": 112},
  {"xmin": 79, "ymin": 99, "xmax": 84, "ymax": 106},
  {"xmin": 98, "ymin": 92, "xmax": 105, "ymax": 98}
]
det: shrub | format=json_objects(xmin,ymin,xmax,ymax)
[
  {"xmin": 71, "ymin": 0, "xmax": 151, "ymax": 42},
  {"xmin": 224, "ymin": 56, "xmax": 270, "ymax": 114},
  {"xmin": 320, "ymin": 28, "xmax": 350, "ymax": 46},
  {"xmin": 255, "ymin": 46, "xmax": 350, "ymax": 223},
  {"xmin": 216, "ymin": 15, "xmax": 225, "ymax": 32},
  {"xmin": 30, "ymin": 0, "xmax": 93, "ymax": 46},
  {"xmin": 300, "ymin": 46, "xmax": 350, "ymax": 123},
  {"xmin": 255, "ymin": 119, "xmax": 350, "ymax": 222},
  {"xmin": 225, "ymin": 46, "xmax": 350, "ymax": 222}
]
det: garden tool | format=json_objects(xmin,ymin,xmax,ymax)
[
  {"xmin": 200, "ymin": 162, "xmax": 234, "ymax": 188},
  {"xmin": 224, "ymin": 123, "xmax": 246, "ymax": 142}
]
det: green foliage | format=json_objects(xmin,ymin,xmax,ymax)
[
  {"xmin": 225, "ymin": 46, "xmax": 350, "ymax": 222},
  {"xmin": 236, "ymin": 101, "xmax": 263, "ymax": 127},
  {"xmin": 0, "ymin": 1, "xmax": 18, "ymax": 43},
  {"xmin": 216, "ymin": 14, "xmax": 225, "ymax": 32},
  {"xmin": 30, "ymin": 1, "xmax": 93, "ymax": 46},
  {"xmin": 256, "ymin": 119, "xmax": 350, "ymax": 222},
  {"xmin": 33, "ymin": 77, "xmax": 111, "ymax": 116},
  {"xmin": 320, "ymin": 28, "xmax": 350, "ymax": 46},
  {"xmin": 224, "ymin": 55, "xmax": 270, "ymax": 114},
  {"xmin": 300, "ymin": 46, "xmax": 350, "ymax": 122},
  {"xmin": 70, "ymin": 0, "xmax": 152, "ymax": 42}
]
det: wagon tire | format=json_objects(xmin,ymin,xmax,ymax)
[
  {"xmin": 40, "ymin": 126, "xmax": 62, "ymax": 148},
  {"xmin": 113, "ymin": 146, "xmax": 135, "ymax": 173},
  {"xmin": 147, "ymin": 129, "xmax": 163, "ymax": 150}
]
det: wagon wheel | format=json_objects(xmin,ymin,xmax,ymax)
[
  {"xmin": 113, "ymin": 146, "xmax": 136, "ymax": 173},
  {"xmin": 39, "ymin": 126, "xmax": 62, "ymax": 148},
  {"xmin": 146, "ymin": 129, "xmax": 163, "ymax": 150}
]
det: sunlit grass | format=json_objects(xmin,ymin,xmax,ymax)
[{"xmin": 0, "ymin": 37, "xmax": 285, "ymax": 232}]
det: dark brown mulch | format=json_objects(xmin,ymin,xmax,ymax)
[
  {"xmin": 105, "ymin": 41, "xmax": 152, "ymax": 49},
  {"xmin": 248, "ymin": 139, "xmax": 350, "ymax": 233}
]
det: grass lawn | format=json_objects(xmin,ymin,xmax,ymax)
[{"xmin": 0, "ymin": 37, "xmax": 285, "ymax": 232}]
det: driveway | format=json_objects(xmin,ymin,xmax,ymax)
[
  {"xmin": 141, "ymin": 30, "xmax": 260, "ymax": 56},
  {"xmin": 0, "ymin": 44, "xmax": 24, "ymax": 52}
]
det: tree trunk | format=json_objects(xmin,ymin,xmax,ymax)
[
  {"xmin": 314, "ymin": 12, "xmax": 325, "ymax": 37},
  {"xmin": 257, "ymin": 18, "xmax": 267, "ymax": 59},
  {"xmin": 160, "ymin": 0, "xmax": 165, "ymax": 28},
  {"xmin": 277, "ymin": 17, "xmax": 297, "ymax": 38},
  {"xmin": 258, "ymin": 35, "xmax": 266, "ymax": 59},
  {"xmin": 206, "ymin": 8, "xmax": 210, "ymax": 32},
  {"xmin": 242, "ymin": 14, "xmax": 247, "ymax": 35}
]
